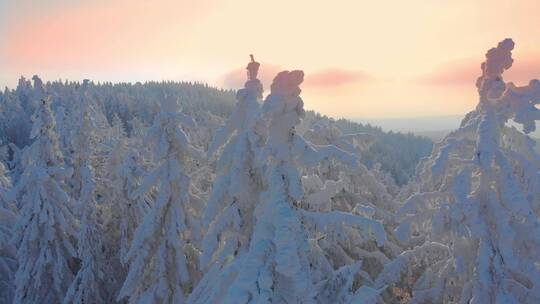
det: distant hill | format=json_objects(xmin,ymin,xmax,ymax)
[
  {"xmin": 353, "ymin": 115, "xmax": 463, "ymax": 134},
  {"xmin": 0, "ymin": 79, "xmax": 433, "ymax": 185},
  {"xmin": 312, "ymin": 114, "xmax": 433, "ymax": 185},
  {"xmin": 414, "ymin": 129, "xmax": 452, "ymax": 142}
]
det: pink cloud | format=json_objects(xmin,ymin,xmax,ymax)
[
  {"xmin": 2, "ymin": 1, "xmax": 212, "ymax": 70},
  {"xmin": 221, "ymin": 63, "xmax": 283, "ymax": 89},
  {"xmin": 221, "ymin": 65, "xmax": 369, "ymax": 90},
  {"xmin": 419, "ymin": 55, "xmax": 540, "ymax": 87},
  {"xmin": 304, "ymin": 68, "xmax": 369, "ymax": 88}
]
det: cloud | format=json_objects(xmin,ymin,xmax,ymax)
[
  {"xmin": 419, "ymin": 55, "xmax": 540, "ymax": 87},
  {"xmin": 1, "ymin": 0, "xmax": 213, "ymax": 70},
  {"xmin": 304, "ymin": 68, "xmax": 369, "ymax": 88},
  {"xmin": 221, "ymin": 63, "xmax": 283, "ymax": 89},
  {"xmin": 221, "ymin": 65, "xmax": 369, "ymax": 90},
  {"xmin": 418, "ymin": 59, "xmax": 478, "ymax": 87}
]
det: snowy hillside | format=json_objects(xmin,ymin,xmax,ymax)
[
  {"xmin": 0, "ymin": 79, "xmax": 432, "ymax": 186},
  {"xmin": 0, "ymin": 40, "xmax": 539, "ymax": 304}
]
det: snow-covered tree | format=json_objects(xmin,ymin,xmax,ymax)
[
  {"xmin": 189, "ymin": 56, "xmax": 267, "ymax": 304},
  {"xmin": 9, "ymin": 98, "xmax": 77, "ymax": 304},
  {"xmin": 0, "ymin": 162, "xmax": 17, "ymax": 304},
  {"xmin": 63, "ymin": 108, "xmax": 111, "ymax": 304},
  {"xmin": 301, "ymin": 123, "xmax": 401, "ymax": 291},
  {"xmin": 380, "ymin": 39, "xmax": 540, "ymax": 303},
  {"xmin": 200, "ymin": 55, "xmax": 265, "ymax": 269},
  {"xmin": 113, "ymin": 148, "xmax": 151, "ymax": 266},
  {"xmin": 117, "ymin": 97, "xmax": 203, "ymax": 303},
  {"xmin": 218, "ymin": 69, "xmax": 377, "ymax": 304}
]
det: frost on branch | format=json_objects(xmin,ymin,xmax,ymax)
[
  {"xmin": 10, "ymin": 98, "xmax": 77, "ymax": 304},
  {"xmin": 118, "ymin": 97, "xmax": 202, "ymax": 304},
  {"xmin": 390, "ymin": 39, "xmax": 540, "ymax": 303}
]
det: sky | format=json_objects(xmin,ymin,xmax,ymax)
[{"xmin": 1, "ymin": 0, "xmax": 539, "ymax": 119}]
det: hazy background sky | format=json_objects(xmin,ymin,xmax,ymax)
[{"xmin": 1, "ymin": 0, "xmax": 539, "ymax": 119}]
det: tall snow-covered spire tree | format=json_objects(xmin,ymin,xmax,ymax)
[
  {"xmin": 219, "ymin": 70, "xmax": 367, "ymax": 304},
  {"xmin": 189, "ymin": 55, "xmax": 267, "ymax": 304},
  {"xmin": 63, "ymin": 108, "xmax": 111, "ymax": 304},
  {"xmin": 117, "ymin": 97, "xmax": 203, "ymax": 304},
  {"xmin": 9, "ymin": 98, "xmax": 77, "ymax": 304},
  {"xmin": 0, "ymin": 162, "xmax": 16, "ymax": 304},
  {"xmin": 98, "ymin": 115, "xmax": 150, "ymax": 297},
  {"xmin": 379, "ymin": 39, "xmax": 540, "ymax": 303},
  {"xmin": 200, "ymin": 55, "xmax": 265, "ymax": 269}
]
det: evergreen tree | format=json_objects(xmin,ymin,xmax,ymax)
[
  {"xmin": 189, "ymin": 56, "xmax": 266, "ymax": 304},
  {"xmin": 222, "ymin": 70, "xmax": 364, "ymax": 303},
  {"xmin": 379, "ymin": 39, "xmax": 540, "ymax": 303},
  {"xmin": 63, "ymin": 108, "xmax": 111, "ymax": 303},
  {"xmin": 0, "ymin": 162, "xmax": 16, "ymax": 304},
  {"xmin": 10, "ymin": 98, "xmax": 77, "ymax": 304},
  {"xmin": 118, "ymin": 98, "xmax": 203, "ymax": 303}
]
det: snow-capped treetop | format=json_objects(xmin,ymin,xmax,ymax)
[
  {"xmin": 477, "ymin": 38, "xmax": 514, "ymax": 84},
  {"xmin": 72, "ymin": 104, "xmax": 98, "ymax": 168},
  {"xmin": 207, "ymin": 55, "xmax": 264, "ymax": 158},
  {"xmin": 23, "ymin": 98, "xmax": 64, "ymax": 168},
  {"xmin": 31, "ymin": 75, "xmax": 45, "ymax": 94},
  {"xmin": 145, "ymin": 95, "xmax": 200, "ymax": 162},
  {"xmin": 30, "ymin": 98, "xmax": 56, "ymax": 140},
  {"xmin": 475, "ymin": 38, "xmax": 540, "ymax": 134},
  {"xmin": 261, "ymin": 70, "xmax": 306, "ymax": 162},
  {"xmin": 261, "ymin": 70, "xmax": 357, "ymax": 170},
  {"xmin": 247, "ymin": 54, "xmax": 260, "ymax": 81}
]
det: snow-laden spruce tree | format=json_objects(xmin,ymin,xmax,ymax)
[
  {"xmin": 378, "ymin": 39, "xmax": 540, "ymax": 303},
  {"xmin": 70, "ymin": 103, "xmax": 100, "ymax": 200},
  {"xmin": 217, "ymin": 69, "xmax": 380, "ymax": 304},
  {"xmin": 103, "ymin": 130, "xmax": 151, "ymax": 268},
  {"xmin": 0, "ymin": 162, "xmax": 17, "ymax": 304},
  {"xmin": 188, "ymin": 55, "xmax": 267, "ymax": 304},
  {"xmin": 9, "ymin": 98, "xmax": 77, "ymax": 304},
  {"xmin": 301, "ymin": 122, "xmax": 401, "ymax": 286},
  {"xmin": 299, "ymin": 128, "xmax": 396, "ymax": 303},
  {"xmin": 93, "ymin": 116, "xmax": 150, "ymax": 298},
  {"xmin": 114, "ymin": 150, "xmax": 151, "ymax": 266},
  {"xmin": 63, "ymin": 108, "xmax": 111, "ymax": 303},
  {"xmin": 117, "ymin": 97, "xmax": 203, "ymax": 303},
  {"xmin": 200, "ymin": 55, "xmax": 265, "ymax": 269}
]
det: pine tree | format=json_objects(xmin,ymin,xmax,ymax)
[
  {"xmin": 118, "ymin": 97, "xmax": 203, "ymax": 303},
  {"xmin": 63, "ymin": 108, "xmax": 111, "ymax": 303},
  {"xmin": 300, "ymin": 122, "xmax": 400, "ymax": 302},
  {"xmin": 379, "ymin": 39, "xmax": 540, "ymax": 303},
  {"xmin": 221, "ymin": 70, "xmax": 366, "ymax": 303},
  {"xmin": 10, "ymin": 98, "xmax": 77, "ymax": 304},
  {"xmin": 189, "ymin": 56, "xmax": 266, "ymax": 304},
  {"xmin": 0, "ymin": 162, "xmax": 16, "ymax": 304}
]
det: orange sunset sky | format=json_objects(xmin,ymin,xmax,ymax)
[{"xmin": 1, "ymin": 0, "xmax": 539, "ymax": 119}]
